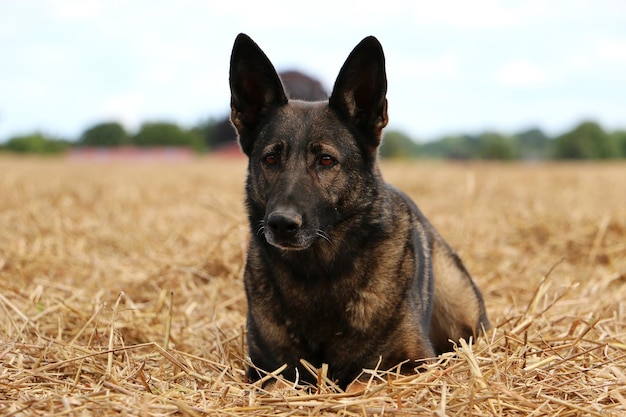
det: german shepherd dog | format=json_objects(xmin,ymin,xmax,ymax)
[{"xmin": 229, "ymin": 33, "xmax": 489, "ymax": 389}]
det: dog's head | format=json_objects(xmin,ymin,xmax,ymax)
[{"xmin": 229, "ymin": 34, "xmax": 389, "ymax": 251}]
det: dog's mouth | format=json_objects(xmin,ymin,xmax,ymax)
[{"xmin": 265, "ymin": 234, "xmax": 314, "ymax": 251}]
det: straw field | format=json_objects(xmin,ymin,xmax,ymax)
[{"xmin": 1, "ymin": 155, "xmax": 625, "ymax": 416}]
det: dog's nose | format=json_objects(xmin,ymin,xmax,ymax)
[{"xmin": 267, "ymin": 211, "xmax": 302, "ymax": 238}]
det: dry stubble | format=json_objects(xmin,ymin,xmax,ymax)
[{"xmin": 1, "ymin": 156, "xmax": 625, "ymax": 416}]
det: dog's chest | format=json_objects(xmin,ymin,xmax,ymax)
[{"xmin": 275, "ymin": 274, "xmax": 379, "ymax": 337}]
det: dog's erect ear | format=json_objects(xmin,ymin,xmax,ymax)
[
  {"xmin": 229, "ymin": 33, "xmax": 288, "ymax": 155},
  {"xmin": 329, "ymin": 36, "xmax": 389, "ymax": 153}
]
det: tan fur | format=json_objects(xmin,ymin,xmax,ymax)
[{"xmin": 429, "ymin": 237, "xmax": 485, "ymax": 353}]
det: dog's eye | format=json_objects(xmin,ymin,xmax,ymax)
[
  {"xmin": 318, "ymin": 155, "xmax": 335, "ymax": 167},
  {"xmin": 264, "ymin": 153, "xmax": 278, "ymax": 165}
]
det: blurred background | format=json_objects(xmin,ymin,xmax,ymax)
[{"xmin": 1, "ymin": 0, "xmax": 625, "ymax": 160}]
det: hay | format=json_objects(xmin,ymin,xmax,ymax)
[{"xmin": 1, "ymin": 156, "xmax": 625, "ymax": 416}]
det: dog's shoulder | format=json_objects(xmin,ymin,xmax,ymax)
[{"xmin": 383, "ymin": 183, "xmax": 434, "ymax": 234}]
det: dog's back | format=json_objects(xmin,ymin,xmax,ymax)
[
  {"xmin": 395, "ymin": 188, "xmax": 489, "ymax": 354},
  {"xmin": 229, "ymin": 33, "xmax": 489, "ymax": 389}
]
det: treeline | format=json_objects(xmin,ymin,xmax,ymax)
[
  {"xmin": 2, "ymin": 119, "xmax": 626, "ymax": 160},
  {"xmin": 0, "ymin": 121, "xmax": 208, "ymax": 155},
  {"xmin": 380, "ymin": 121, "xmax": 626, "ymax": 160}
]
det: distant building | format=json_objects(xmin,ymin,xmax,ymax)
[
  {"xmin": 211, "ymin": 70, "xmax": 328, "ymax": 156},
  {"xmin": 279, "ymin": 70, "xmax": 328, "ymax": 101},
  {"xmin": 68, "ymin": 146, "xmax": 194, "ymax": 162}
]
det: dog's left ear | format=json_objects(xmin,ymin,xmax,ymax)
[
  {"xmin": 229, "ymin": 33, "xmax": 288, "ymax": 155},
  {"xmin": 329, "ymin": 36, "xmax": 389, "ymax": 154}
]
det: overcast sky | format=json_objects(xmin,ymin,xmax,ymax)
[{"xmin": 1, "ymin": 0, "xmax": 625, "ymax": 142}]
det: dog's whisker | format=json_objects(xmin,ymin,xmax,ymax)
[
  {"xmin": 316, "ymin": 229, "xmax": 332, "ymax": 244},
  {"xmin": 256, "ymin": 220, "xmax": 265, "ymax": 236}
]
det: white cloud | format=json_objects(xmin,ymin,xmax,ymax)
[
  {"xmin": 99, "ymin": 93, "xmax": 144, "ymax": 131},
  {"xmin": 407, "ymin": 0, "xmax": 550, "ymax": 29},
  {"xmin": 393, "ymin": 54, "xmax": 459, "ymax": 81},
  {"xmin": 51, "ymin": 0, "xmax": 107, "ymax": 20},
  {"xmin": 597, "ymin": 39, "xmax": 626, "ymax": 64},
  {"xmin": 496, "ymin": 60, "xmax": 548, "ymax": 87}
]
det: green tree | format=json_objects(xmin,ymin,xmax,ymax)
[
  {"xmin": 514, "ymin": 128, "xmax": 550, "ymax": 160},
  {"xmin": 79, "ymin": 122, "xmax": 129, "ymax": 147},
  {"xmin": 553, "ymin": 121, "xmax": 616, "ymax": 159},
  {"xmin": 133, "ymin": 122, "xmax": 204, "ymax": 151},
  {"xmin": 478, "ymin": 132, "xmax": 517, "ymax": 160},
  {"xmin": 380, "ymin": 130, "xmax": 420, "ymax": 158},
  {"xmin": 419, "ymin": 134, "xmax": 478, "ymax": 159},
  {"xmin": 609, "ymin": 130, "xmax": 626, "ymax": 158},
  {"xmin": 3, "ymin": 133, "xmax": 69, "ymax": 154},
  {"xmin": 192, "ymin": 117, "xmax": 219, "ymax": 150}
]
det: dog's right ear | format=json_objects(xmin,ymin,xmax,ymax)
[
  {"xmin": 229, "ymin": 33, "xmax": 288, "ymax": 155},
  {"xmin": 329, "ymin": 36, "xmax": 388, "ymax": 155}
]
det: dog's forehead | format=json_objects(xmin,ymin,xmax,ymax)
[
  {"xmin": 275, "ymin": 100, "xmax": 327, "ymax": 128},
  {"xmin": 260, "ymin": 101, "xmax": 351, "ymax": 146}
]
